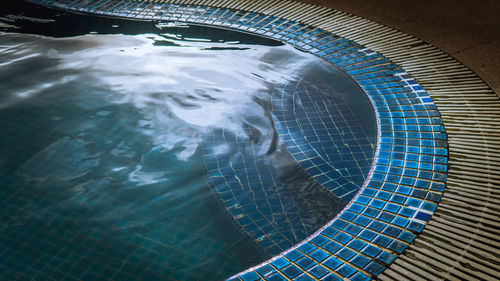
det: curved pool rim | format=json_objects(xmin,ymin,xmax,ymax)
[{"xmin": 24, "ymin": 1, "xmax": 500, "ymax": 280}]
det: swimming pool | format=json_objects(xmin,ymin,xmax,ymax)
[
  {"xmin": 7, "ymin": 0, "xmax": 500, "ymax": 280},
  {"xmin": 0, "ymin": 1, "xmax": 380, "ymax": 280}
]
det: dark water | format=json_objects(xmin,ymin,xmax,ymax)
[{"xmin": 0, "ymin": 1, "xmax": 376, "ymax": 280}]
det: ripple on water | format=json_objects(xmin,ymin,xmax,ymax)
[{"xmin": 0, "ymin": 4, "xmax": 376, "ymax": 280}]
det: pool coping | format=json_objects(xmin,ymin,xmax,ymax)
[{"xmin": 25, "ymin": 0, "xmax": 500, "ymax": 280}]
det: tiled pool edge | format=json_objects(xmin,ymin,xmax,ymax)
[{"xmin": 26, "ymin": 0, "xmax": 500, "ymax": 280}]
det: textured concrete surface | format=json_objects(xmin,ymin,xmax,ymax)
[{"xmin": 299, "ymin": 0, "xmax": 500, "ymax": 95}]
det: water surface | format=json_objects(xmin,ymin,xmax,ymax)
[{"xmin": 0, "ymin": 2, "xmax": 376, "ymax": 280}]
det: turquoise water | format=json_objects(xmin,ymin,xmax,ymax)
[{"xmin": 0, "ymin": 2, "xmax": 376, "ymax": 280}]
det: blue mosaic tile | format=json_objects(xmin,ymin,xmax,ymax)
[
  {"xmin": 377, "ymin": 251, "xmax": 397, "ymax": 264},
  {"xmin": 324, "ymin": 241, "xmax": 342, "ymax": 253},
  {"xmin": 285, "ymin": 250, "xmax": 304, "ymax": 262},
  {"xmin": 282, "ymin": 265, "xmax": 301, "ymax": 279},
  {"xmin": 365, "ymin": 262, "xmax": 385, "ymax": 275},
  {"xmin": 362, "ymin": 245, "xmax": 382, "ymax": 258},
  {"xmin": 309, "ymin": 249, "xmax": 329, "ymax": 262},
  {"xmin": 256, "ymin": 265, "xmax": 275, "ymax": 277},
  {"xmin": 348, "ymin": 239, "xmax": 367, "ymax": 251},
  {"xmin": 321, "ymin": 274, "xmax": 343, "ymax": 281},
  {"xmin": 240, "ymin": 272, "xmax": 260, "ymax": 281},
  {"xmin": 351, "ymin": 272, "xmax": 371, "ymax": 281},
  {"xmin": 309, "ymin": 265, "xmax": 329, "ymax": 278},
  {"xmin": 310, "ymin": 235, "xmax": 328, "ymax": 247},
  {"xmin": 321, "ymin": 227, "xmax": 339, "ymax": 238},
  {"xmin": 296, "ymin": 257, "xmax": 316, "ymax": 270},
  {"xmin": 388, "ymin": 240, "xmax": 408, "ymax": 253},
  {"xmin": 337, "ymin": 264, "xmax": 356, "ymax": 277},
  {"xmin": 295, "ymin": 274, "xmax": 315, "ymax": 281},
  {"xmin": 271, "ymin": 258, "xmax": 290, "ymax": 270},
  {"xmin": 351, "ymin": 255, "xmax": 371, "ymax": 268},
  {"xmin": 267, "ymin": 273, "xmax": 286, "ymax": 281},
  {"xmin": 337, "ymin": 248, "xmax": 356, "ymax": 260},
  {"xmin": 333, "ymin": 233, "xmax": 353, "ymax": 245},
  {"xmin": 322, "ymin": 257, "xmax": 342, "ymax": 270},
  {"xmin": 298, "ymin": 243, "xmax": 316, "ymax": 254}
]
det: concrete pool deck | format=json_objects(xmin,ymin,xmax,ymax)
[
  {"xmin": 300, "ymin": 0, "xmax": 500, "ymax": 96},
  {"xmin": 21, "ymin": 0, "xmax": 500, "ymax": 280}
]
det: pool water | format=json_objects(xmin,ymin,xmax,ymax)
[{"xmin": 0, "ymin": 1, "xmax": 377, "ymax": 280}]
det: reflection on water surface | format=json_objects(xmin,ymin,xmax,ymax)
[{"xmin": 0, "ymin": 2, "xmax": 376, "ymax": 280}]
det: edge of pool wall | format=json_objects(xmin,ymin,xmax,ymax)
[{"xmin": 26, "ymin": 0, "xmax": 500, "ymax": 280}]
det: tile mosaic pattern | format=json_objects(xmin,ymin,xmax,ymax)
[
  {"xmin": 0, "ymin": 104, "xmax": 260, "ymax": 281},
  {"xmin": 0, "ymin": 182, "xmax": 250, "ymax": 281},
  {"xmin": 202, "ymin": 126, "xmax": 345, "ymax": 256},
  {"xmin": 201, "ymin": 68, "xmax": 374, "ymax": 255},
  {"xmin": 26, "ymin": 0, "xmax": 449, "ymax": 280},
  {"xmin": 272, "ymin": 80, "xmax": 375, "ymax": 202}
]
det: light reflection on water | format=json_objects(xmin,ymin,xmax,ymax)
[
  {"xmin": 0, "ymin": 1, "xmax": 379, "ymax": 279},
  {"xmin": 0, "ymin": 15, "xmax": 330, "ymax": 280},
  {"xmin": 1, "ymin": 31, "xmax": 315, "ymax": 157}
]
